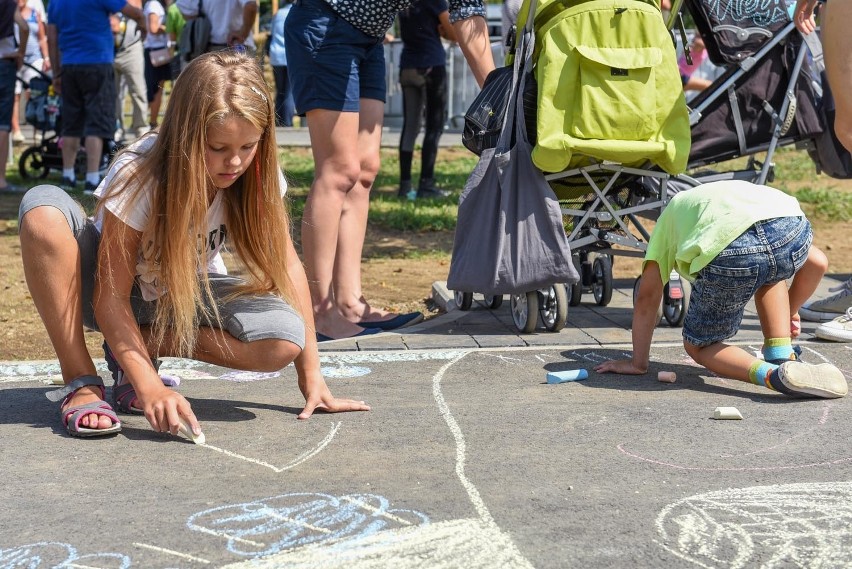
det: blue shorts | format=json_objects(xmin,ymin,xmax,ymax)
[
  {"xmin": 60, "ymin": 64, "xmax": 117, "ymax": 139},
  {"xmin": 683, "ymin": 216, "xmax": 813, "ymax": 347},
  {"xmin": 0, "ymin": 59, "xmax": 17, "ymax": 130},
  {"xmin": 284, "ymin": 0, "xmax": 386, "ymax": 113},
  {"xmin": 18, "ymin": 185, "xmax": 306, "ymax": 348}
]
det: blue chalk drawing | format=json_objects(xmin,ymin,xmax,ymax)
[
  {"xmin": 187, "ymin": 492, "xmax": 429, "ymax": 557},
  {"xmin": 0, "ymin": 542, "xmax": 131, "ymax": 569},
  {"xmin": 219, "ymin": 371, "xmax": 282, "ymax": 383}
]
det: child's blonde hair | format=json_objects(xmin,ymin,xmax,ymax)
[{"xmin": 98, "ymin": 50, "xmax": 297, "ymax": 357}]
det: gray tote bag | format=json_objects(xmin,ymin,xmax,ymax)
[{"xmin": 447, "ymin": 27, "xmax": 578, "ymax": 296}]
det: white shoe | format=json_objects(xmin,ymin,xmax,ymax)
[
  {"xmin": 775, "ymin": 361, "xmax": 848, "ymax": 398},
  {"xmin": 11, "ymin": 131, "xmax": 25, "ymax": 143},
  {"xmin": 815, "ymin": 308, "xmax": 852, "ymax": 343},
  {"xmin": 799, "ymin": 278, "xmax": 852, "ymax": 322}
]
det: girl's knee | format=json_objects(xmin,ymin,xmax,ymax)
[
  {"xmin": 250, "ymin": 339, "xmax": 302, "ymax": 371},
  {"xmin": 683, "ymin": 340, "xmax": 703, "ymax": 361}
]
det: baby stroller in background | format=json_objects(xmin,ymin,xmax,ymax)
[
  {"xmin": 516, "ymin": 0, "xmax": 693, "ymax": 332},
  {"xmin": 17, "ymin": 63, "xmax": 120, "ymax": 184}
]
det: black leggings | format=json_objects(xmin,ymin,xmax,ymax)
[{"xmin": 399, "ymin": 66, "xmax": 447, "ymax": 181}]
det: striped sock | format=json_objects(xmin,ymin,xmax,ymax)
[
  {"xmin": 748, "ymin": 360, "xmax": 779, "ymax": 389},
  {"xmin": 762, "ymin": 338, "xmax": 795, "ymax": 364}
]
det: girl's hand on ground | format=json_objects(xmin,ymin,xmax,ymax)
[
  {"xmin": 594, "ymin": 359, "xmax": 647, "ymax": 375},
  {"xmin": 298, "ymin": 395, "xmax": 371, "ymax": 420}
]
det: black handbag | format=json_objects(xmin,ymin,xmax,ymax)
[{"xmin": 462, "ymin": 65, "xmax": 538, "ymax": 156}]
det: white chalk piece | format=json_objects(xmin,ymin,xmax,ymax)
[
  {"xmin": 657, "ymin": 371, "xmax": 677, "ymax": 383},
  {"xmin": 713, "ymin": 406, "xmax": 743, "ymax": 420},
  {"xmin": 178, "ymin": 418, "xmax": 205, "ymax": 444},
  {"xmin": 547, "ymin": 369, "xmax": 589, "ymax": 384}
]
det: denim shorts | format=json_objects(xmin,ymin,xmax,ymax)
[
  {"xmin": 59, "ymin": 64, "xmax": 117, "ymax": 139},
  {"xmin": 683, "ymin": 216, "xmax": 813, "ymax": 347},
  {"xmin": 18, "ymin": 185, "xmax": 306, "ymax": 348},
  {"xmin": 0, "ymin": 59, "xmax": 16, "ymax": 130},
  {"xmin": 284, "ymin": 0, "xmax": 386, "ymax": 113}
]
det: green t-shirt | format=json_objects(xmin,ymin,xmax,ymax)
[
  {"xmin": 644, "ymin": 180, "xmax": 805, "ymax": 284},
  {"xmin": 166, "ymin": 4, "xmax": 185, "ymax": 41}
]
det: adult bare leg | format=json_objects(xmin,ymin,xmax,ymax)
[
  {"xmin": 301, "ymin": 108, "xmax": 373, "ymax": 339},
  {"xmin": 331, "ymin": 98, "xmax": 396, "ymax": 324},
  {"xmin": 823, "ymin": 0, "xmax": 852, "ymax": 152},
  {"xmin": 19, "ymin": 206, "xmax": 115, "ymax": 430}
]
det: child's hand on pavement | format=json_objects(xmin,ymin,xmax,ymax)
[
  {"xmin": 594, "ymin": 359, "xmax": 648, "ymax": 375},
  {"xmin": 139, "ymin": 385, "xmax": 199, "ymax": 436}
]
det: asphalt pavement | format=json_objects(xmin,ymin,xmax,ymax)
[{"xmin": 1, "ymin": 274, "xmax": 851, "ymax": 568}]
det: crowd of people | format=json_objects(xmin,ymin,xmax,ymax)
[{"xmin": 2, "ymin": 0, "xmax": 851, "ymax": 441}]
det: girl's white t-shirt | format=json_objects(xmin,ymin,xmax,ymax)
[
  {"xmin": 142, "ymin": 1, "xmax": 169, "ymax": 50},
  {"xmin": 94, "ymin": 135, "xmax": 287, "ymax": 301}
]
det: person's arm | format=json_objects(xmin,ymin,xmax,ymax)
[
  {"xmin": 121, "ymin": 1, "xmax": 147, "ymax": 36},
  {"xmin": 35, "ymin": 11, "xmax": 50, "ymax": 72},
  {"xmin": 229, "ymin": 0, "xmax": 257, "ymax": 46},
  {"xmin": 46, "ymin": 22, "xmax": 59, "ymax": 90},
  {"xmin": 438, "ymin": 11, "xmax": 457, "ymax": 43},
  {"xmin": 594, "ymin": 262, "xmax": 664, "ymax": 375},
  {"xmin": 13, "ymin": 8, "xmax": 28, "ymax": 68},
  {"xmin": 284, "ymin": 238, "xmax": 371, "ymax": 419},
  {"xmin": 147, "ymin": 6, "xmax": 165, "ymax": 36},
  {"xmin": 452, "ymin": 15, "xmax": 494, "ymax": 87},
  {"xmin": 94, "ymin": 211, "xmax": 199, "ymax": 435},
  {"xmin": 794, "ymin": 0, "xmax": 819, "ymax": 34}
]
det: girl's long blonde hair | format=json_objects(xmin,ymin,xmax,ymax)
[{"xmin": 98, "ymin": 50, "xmax": 297, "ymax": 357}]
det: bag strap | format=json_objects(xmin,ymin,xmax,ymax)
[{"xmin": 495, "ymin": 0, "xmax": 538, "ymax": 153}]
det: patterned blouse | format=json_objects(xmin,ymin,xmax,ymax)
[{"xmin": 323, "ymin": 0, "xmax": 486, "ymax": 39}]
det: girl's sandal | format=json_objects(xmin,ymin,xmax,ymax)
[{"xmin": 45, "ymin": 376, "xmax": 122, "ymax": 437}]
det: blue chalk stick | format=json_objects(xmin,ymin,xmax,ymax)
[{"xmin": 546, "ymin": 369, "xmax": 589, "ymax": 384}]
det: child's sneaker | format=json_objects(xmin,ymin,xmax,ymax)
[
  {"xmin": 799, "ymin": 278, "xmax": 852, "ymax": 322},
  {"xmin": 774, "ymin": 361, "xmax": 848, "ymax": 398},
  {"xmin": 815, "ymin": 308, "xmax": 852, "ymax": 343}
]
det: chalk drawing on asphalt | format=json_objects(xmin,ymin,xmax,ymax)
[
  {"xmin": 219, "ymin": 370, "xmax": 282, "ymax": 383},
  {"xmin": 320, "ymin": 365, "xmax": 371, "ymax": 379},
  {"xmin": 133, "ymin": 542, "xmax": 211, "ymax": 564},
  {"xmin": 198, "ymin": 421, "xmax": 341, "ymax": 473},
  {"xmin": 0, "ymin": 542, "xmax": 130, "ymax": 569},
  {"xmin": 655, "ymin": 481, "xmax": 852, "ymax": 568},
  {"xmin": 190, "ymin": 351, "xmax": 533, "ymax": 568}
]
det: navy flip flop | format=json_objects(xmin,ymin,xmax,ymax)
[
  {"xmin": 356, "ymin": 311, "xmax": 424, "ymax": 331},
  {"xmin": 316, "ymin": 327, "xmax": 382, "ymax": 343}
]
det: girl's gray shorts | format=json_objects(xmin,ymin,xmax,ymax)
[{"xmin": 19, "ymin": 185, "xmax": 306, "ymax": 349}]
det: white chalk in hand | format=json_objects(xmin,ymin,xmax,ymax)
[
  {"xmin": 178, "ymin": 417, "xmax": 205, "ymax": 445},
  {"xmin": 657, "ymin": 371, "xmax": 677, "ymax": 383},
  {"xmin": 713, "ymin": 406, "xmax": 743, "ymax": 420},
  {"xmin": 547, "ymin": 369, "xmax": 589, "ymax": 384}
]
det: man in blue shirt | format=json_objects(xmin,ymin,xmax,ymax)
[{"xmin": 47, "ymin": 0, "xmax": 146, "ymax": 193}]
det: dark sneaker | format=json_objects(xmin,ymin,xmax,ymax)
[
  {"xmin": 83, "ymin": 181, "xmax": 99, "ymax": 195},
  {"xmin": 397, "ymin": 180, "xmax": 414, "ymax": 199},
  {"xmin": 59, "ymin": 177, "xmax": 77, "ymax": 192},
  {"xmin": 774, "ymin": 361, "xmax": 848, "ymax": 399},
  {"xmin": 417, "ymin": 178, "xmax": 450, "ymax": 199}
]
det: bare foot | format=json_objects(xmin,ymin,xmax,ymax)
[
  {"xmin": 61, "ymin": 385, "xmax": 117, "ymax": 430},
  {"xmin": 314, "ymin": 307, "xmax": 373, "ymax": 339},
  {"xmin": 340, "ymin": 296, "xmax": 396, "ymax": 324}
]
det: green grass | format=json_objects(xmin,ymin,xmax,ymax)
[{"xmin": 4, "ymin": 143, "xmax": 850, "ymax": 241}]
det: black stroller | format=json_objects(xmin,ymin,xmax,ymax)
[{"xmin": 17, "ymin": 64, "xmax": 120, "ymax": 183}]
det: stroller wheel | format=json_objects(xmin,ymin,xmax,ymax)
[
  {"xmin": 483, "ymin": 294, "xmax": 503, "ymax": 309},
  {"xmin": 592, "ymin": 255, "xmax": 613, "ymax": 306},
  {"xmin": 18, "ymin": 146, "xmax": 50, "ymax": 180},
  {"xmin": 510, "ymin": 291, "xmax": 539, "ymax": 334},
  {"xmin": 539, "ymin": 284, "xmax": 568, "ymax": 332},
  {"xmin": 454, "ymin": 291, "xmax": 473, "ymax": 311},
  {"xmin": 663, "ymin": 278, "xmax": 691, "ymax": 327}
]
